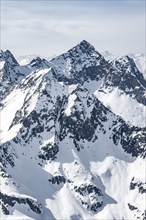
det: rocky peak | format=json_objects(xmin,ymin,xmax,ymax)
[
  {"xmin": 71, "ymin": 40, "xmax": 96, "ymax": 54},
  {"xmin": 0, "ymin": 50, "xmax": 31, "ymax": 103},
  {"xmin": 28, "ymin": 57, "xmax": 49, "ymax": 69},
  {"xmin": 50, "ymin": 40, "xmax": 108, "ymax": 84},
  {"xmin": 78, "ymin": 39, "xmax": 93, "ymax": 48},
  {"xmin": 66, "ymin": 40, "xmax": 101, "ymax": 59},
  {"xmin": 0, "ymin": 50, "xmax": 19, "ymax": 67},
  {"xmin": 101, "ymin": 55, "xmax": 146, "ymax": 105},
  {"xmin": 111, "ymin": 55, "xmax": 143, "ymax": 78}
]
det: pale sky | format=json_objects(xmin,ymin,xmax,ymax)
[{"xmin": 1, "ymin": 0, "xmax": 145, "ymax": 57}]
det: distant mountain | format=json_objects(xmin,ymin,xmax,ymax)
[
  {"xmin": 102, "ymin": 50, "xmax": 146, "ymax": 79},
  {"xmin": 101, "ymin": 50, "xmax": 116, "ymax": 61},
  {"xmin": 17, "ymin": 54, "xmax": 55, "ymax": 66},
  {"xmin": 0, "ymin": 41, "xmax": 146, "ymax": 220},
  {"xmin": 27, "ymin": 57, "xmax": 50, "ymax": 70}
]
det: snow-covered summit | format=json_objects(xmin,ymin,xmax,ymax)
[
  {"xmin": 102, "ymin": 50, "xmax": 146, "ymax": 79},
  {"xmin": 0, "ymin": 51, "xmax": 39, "ymax": 103},
  {"xmin": 50, "ymin": 40, "xmax": 108, "ymax": 84},
  {"xmin": 27, "ymin": 56, "xmax": 50, "ymax": 70},
  {"xmin": 111, "ymin": 55, "xmax": 140, "ymax": 72},
  {"xmin": 69, "ymin": 40, "xmax": 99, "ymax": 55},
  {"xmin": 100, "ymin": 55, "xmax": 146, "ymax": 106},
  {"xmin": 0, "ymin": 50, "xmax": 19, "ymax": 67}
]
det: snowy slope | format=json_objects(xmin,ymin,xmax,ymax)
[
  {"xmin": 1, "ymin": 41, "xmax": 146, "ymax": 220},
  {"xmin": 0, "ymin": 50, "xmax": 51, "ymax": 104},
  {"xmin": 0, "ymin": 50, "xmax": 31, "ymax": 103},
  {"xmin": 49, "ymin": 42, "xmax": 146, "ymax": 127},
  {"xmin": 94, "ymin": 55, "xmax": 146, "ymax": 127},
  {"xmin": 94, "ymin": 88, "xmax": 146, "ymax": 127}
]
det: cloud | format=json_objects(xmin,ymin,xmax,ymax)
[{"xmin": 1, "ymin": 0, "xmax": 145, "ymax": 56}]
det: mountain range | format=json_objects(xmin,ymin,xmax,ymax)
[{"xmin": 0, "ymin": 40, "xmax": 146, "ymax": 220}]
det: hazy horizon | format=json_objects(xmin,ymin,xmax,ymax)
[{"xmin": 1, "ymin": 0, "xmax": 145, "ymax": 57}]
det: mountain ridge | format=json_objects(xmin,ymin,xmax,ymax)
[{"xmin": 0, "ymin": 40, "xmax": 146, "ymax": 220}]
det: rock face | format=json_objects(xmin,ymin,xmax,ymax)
[
  {"xmin": 0, "ymin": 192, "xmax": 42, "ymax": 215},
  {"xmin": 0, "ymin": 41, "xmax": 146, "ymax": 220},
  {"xmin": 0, "ymin": 51, "xmax": 49, "ymax": 104},
  {"xmin": 0, "ymin": 50, "xmax": 29, "ymax": 103},
  {"xmin": 50, "ymin": 40, "xmax": 109, "ymax": 84},
  {"xmin": 102, "ymin": 55, "xmax": 146, "ymax": 105},
  {"xmin": 27, "ymin": 57, "xmax": 49, "ymax": 70}
]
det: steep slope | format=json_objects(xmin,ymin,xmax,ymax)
[
  {"xmin": 0, "ymin": 66, "xmax": 146, "ymax": 220},
  {"xmin": 95, "ymin": 56, "xmax": 146, "ymax": 127},
  {"xmin": 0, "ymin": 51, "xmax": 49, "ymax": 105},
  {"xmin": 2, "ymin": 42, "xmax": 145, "ymax": 128},
  {"xmin": 49, "ymin": 42, "xmax": 146, "ymax": 127},
  {"xmin": 1, "ymin": 41, "xmax": 146, "ymax": 219},
  {"xmin": 101, "ymin": 55, "xmax": 146, "ymax": 106},
  {"xmin": 102, "ymin": 51, "xmax": 146, "ymax": 80},
  {"xmin": 27, "ymin": 57, "xmax": 50, "ymax": 71},
  {"xmin": 0, "ymin": 50, "xmax": 30, "ymax": 104},
  {"xmin": 50, "ymin": 40, "xmax": 109, "ymax": 85}
]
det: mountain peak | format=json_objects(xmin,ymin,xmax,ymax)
[
  {"xmin": 0, "ymin": 50, "xmax": 19, "ymax": 66},
  {"xmin": 78, "ymin": 39, "xmax": 93, "ymax": 48},
  {"xmin": 74, "ymin": 40, "xmax": 96, "ymax": 54},
  {"xmin": 28, "ymin": 56, "xmax": 49, "ymax": 69},
  {"xmin": 30, "ymin": 56, "xmax": 43, "ymax": 64},
  {"xmin": 63, "ymin": 40, "xmax": 98, "ymax": 58},
  {"xmin": 116, "ymin": 55, "xmax": 138, "ymax": 64},
  {"xmin": 111, "ymin": 55, "xmax": 137, "ymax": 69}
]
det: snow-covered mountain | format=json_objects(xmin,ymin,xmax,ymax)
[
  {"xmin": 0, "ymin": 41, "xmax": 146, "ymax": 220},
  {"xmin": 0, "ymin": 50, "xmax": 30, "ymax": 103},
  {"xmin": 17, "ymin": 55, "xmax": 55, "ymax": 66},
  {"xmin": 0, "ymin": 51, "xmax": 51, "ymax": 104},
  {"xmin": 102, "ymin": 50, "xmax": 146, "ymax": 80}
]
